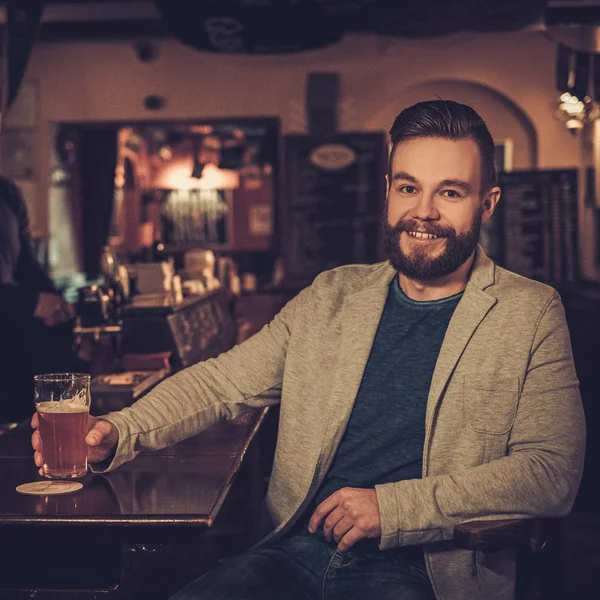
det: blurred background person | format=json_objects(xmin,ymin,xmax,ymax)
[{"xmin": 0, "ymin": 175, "xmax": 85, "ymax": 424}]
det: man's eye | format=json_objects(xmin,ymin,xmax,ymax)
[
  {"xmin": 441, "ymin": 190, "xmax": 461, "ymax": 199},
  {"xmin": 398, "ymin": 185, "xmax": 417, "ymax": 194}
]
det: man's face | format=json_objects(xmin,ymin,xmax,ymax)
[{"xmin": 384, "ymin": 137, "xmax": 498, "ymax": 281}]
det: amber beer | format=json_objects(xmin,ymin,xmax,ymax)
[
  {"xmin": 37, "ymin": 402, "xmax": 89, "ymax": 478},
  {"xmin": 34, "ymin": 373, "xmax": 91, "ymax": 479}
]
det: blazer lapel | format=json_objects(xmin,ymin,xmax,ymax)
[
  {"xmin": 424, "ymin": 248, "xmax": 497, "ymax": 465},
  {"xmin": 316, "ymin": 275, "xmax": 393, "ymax": 476}
]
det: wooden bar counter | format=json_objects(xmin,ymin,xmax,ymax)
[{"xmin": 0, "ymin": 408, "xmax": 268, "ymax": 599}]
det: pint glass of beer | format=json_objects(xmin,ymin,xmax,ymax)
[{"xmin": 34, "ymin": 373, "xmax": 91, "ymax": 479}]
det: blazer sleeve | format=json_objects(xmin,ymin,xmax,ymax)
[
  {"xmin": 375, "ymin": 293, "xmax": 586, "ymax": 549},
  {"xmin": 95, "ymin": 283, "xmax": 313, "ymax": 472}
]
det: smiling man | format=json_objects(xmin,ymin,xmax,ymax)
[
  {"xmin": 384, "ymin": 115, "xmax": 499, "ymax": 300},
  {"xmin": 32, "ymin": 100, "xmax": 585, "ymax": 600}
]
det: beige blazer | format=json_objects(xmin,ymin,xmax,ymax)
[{"xmin": 101, "ymin": 247, "xmax": 585, "ymax": 600}]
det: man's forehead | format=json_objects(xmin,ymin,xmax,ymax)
[{"xmin": 391, "ymin": 137, "xmax": 481, "ymax": 180}]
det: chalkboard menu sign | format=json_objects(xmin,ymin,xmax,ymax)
[
  {"xmin": 284, "ymin": 133, "xmax": 386, "ymax": 284},
  {"xmin": 499, "ymin": 169, "xmax": 578, "ymax": 283}
]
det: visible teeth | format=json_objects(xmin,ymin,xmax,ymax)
[{"xmin": 408, "ymin": 231, "xmax": 438, "ymax": 240}]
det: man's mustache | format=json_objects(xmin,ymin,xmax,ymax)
[{"xmin": 389, "ymin": 218, "xmax": 456, "ymax": 239}]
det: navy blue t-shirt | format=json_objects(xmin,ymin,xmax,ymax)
[{"xmin": 310, "ymin": 276, "xmax": 463, "ymax": 528}]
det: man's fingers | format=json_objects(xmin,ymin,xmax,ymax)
[
  {"xmin": 31, "ymin": 429, "xmax": 41, "ymax": 450},
  {"xmin": 31, "ymin": 416, "xmax": 44, "ymax": 468},
  {"xmin": 31, "ymin": 418, "xmax": 43, "ymax": 466},
  {"xmin": 85, "ymin": 420, "xmax": 112, "ymax": 446},
  {"xmin": 308, "ymin": 492, "xmax": 340, "ymax": 533},
  {"xmin": 85, "ymin": 419, "xmax": 118, "ymax": 464},
  {"xmin": 333, "ymin": 517, "xmax": 354, "ymax": 544},
  {"xmin": 323, "ymin": 507, "xmax": 345, "ymax": 543},
  {"xmin": 337, "ymin": 527, "xmax": 363, "ymax": 553}
]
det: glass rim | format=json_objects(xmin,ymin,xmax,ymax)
[{"xmin": 33, "ymin": 372, "xmax": 91, "ymax": 383}]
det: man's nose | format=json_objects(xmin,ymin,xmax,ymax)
[{"xmin": 412, "ymin": 193, "xmax": 440, "ymax": 221}]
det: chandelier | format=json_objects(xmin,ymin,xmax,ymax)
[{"xmin": 555, "ymin": 92, "xmax": 600, "ymax": 131}]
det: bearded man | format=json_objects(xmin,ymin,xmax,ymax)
[{"xmin": 32, "ymin": 100, "xmax": 585, "ymax": 600}]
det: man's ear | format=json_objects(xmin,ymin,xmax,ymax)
[{"xmin": 481, "ymin": 187, "xmax": 501, "ymax": 224}]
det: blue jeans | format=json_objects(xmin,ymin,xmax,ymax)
[{"xmin": 168, "ymin": 528, "xmax": 435, "ymax": 600}]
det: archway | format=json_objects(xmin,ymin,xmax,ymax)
[{"xmin": 366, "ymin": 79, "xmax": 538, "ymax": 170}]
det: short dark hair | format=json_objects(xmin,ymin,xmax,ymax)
[{"xmin": 388, "ymin": 100, "xmax": 497, "ymax": 194}]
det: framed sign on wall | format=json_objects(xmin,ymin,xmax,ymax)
[{"xmin": 283, "ymin": 133, "xmax": 387, "ymax": 285}]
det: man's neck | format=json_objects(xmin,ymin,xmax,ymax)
[{"xmin": 398, "ymin": 252, "xmax": 476, "ymax": 301}]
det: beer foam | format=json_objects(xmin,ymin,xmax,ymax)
[{"xmin": 36, "ymin": 400, "xmax": 89, "ymax": 414}]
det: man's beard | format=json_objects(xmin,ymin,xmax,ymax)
[{"xmin": 383, "ymin": 209, "xmax": 482, "ymax": 281}]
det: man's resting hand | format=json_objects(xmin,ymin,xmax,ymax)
[{"xmin": 308, "ymin": 487, "xmax": 382, "ymax": 553}]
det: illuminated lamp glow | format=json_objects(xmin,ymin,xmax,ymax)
[
  {"xmin": 154, "ymin": 159, "xmax": 239, "ymax": 190},
  {"xmin": 554, "ymin": 92, "xmax": 599, "ymax": 132}
]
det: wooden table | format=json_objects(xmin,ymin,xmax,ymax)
[{"xmin": 0, "ymin": 408, "xmax": 268, "ymax": 599}]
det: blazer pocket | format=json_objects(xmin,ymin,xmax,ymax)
[{"xmin": 465, "ymin": 378, "xmax": 520, "ymax": 435}]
